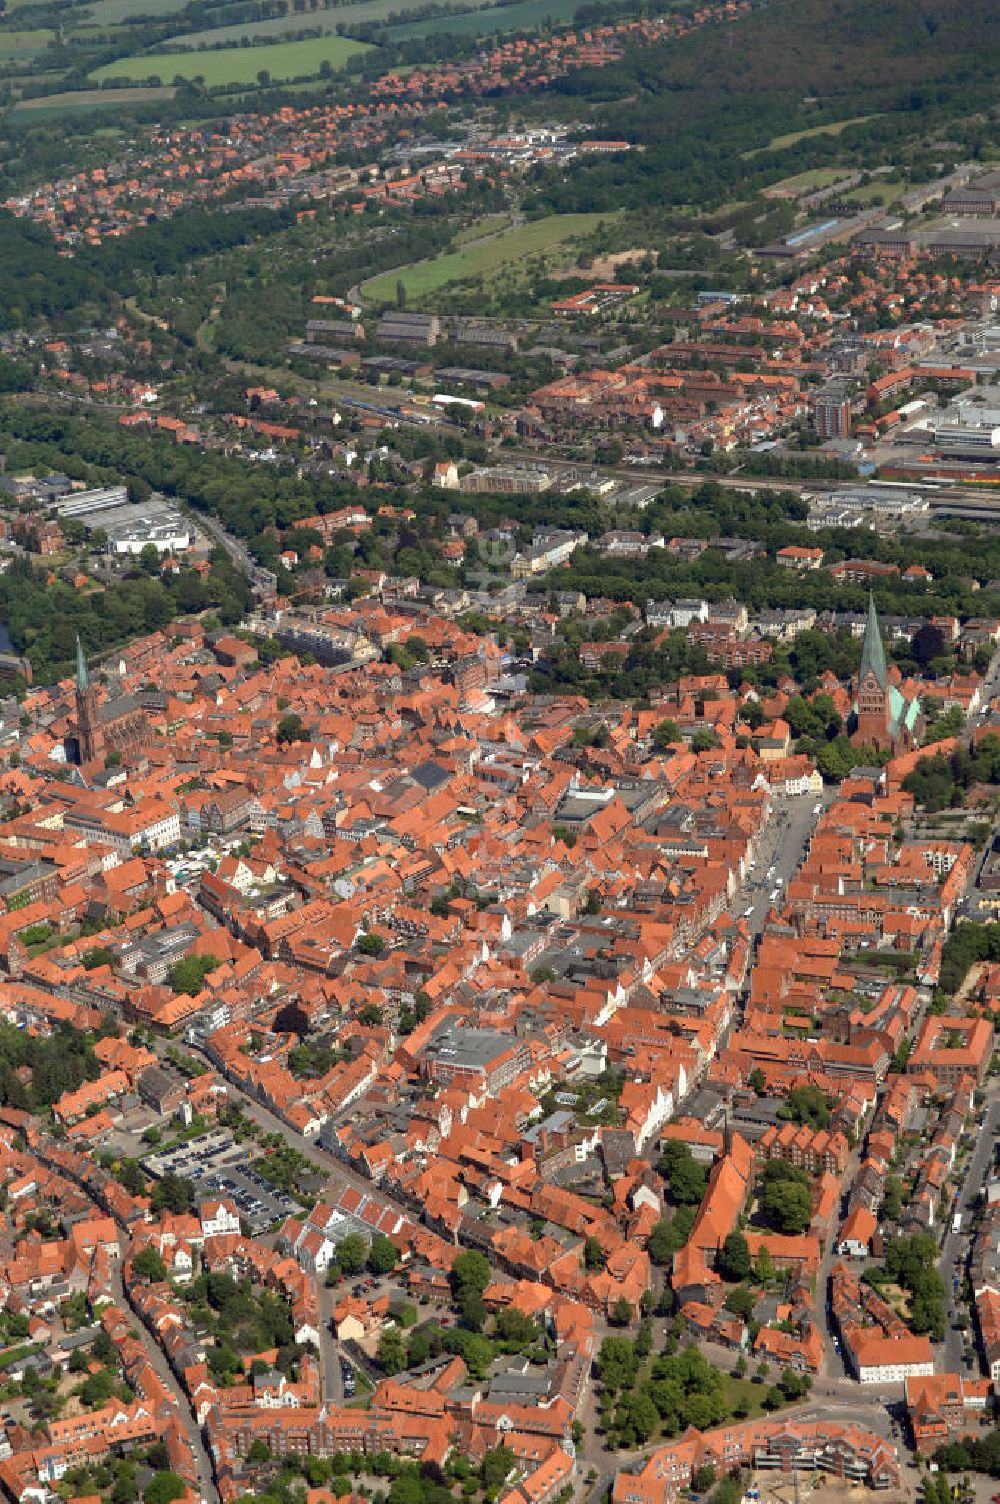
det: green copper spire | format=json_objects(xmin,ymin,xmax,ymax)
[
  {"xmin": 75, "ymin": 635, "xmax": 90, "ymax": 693},
  {"xmin": 858, "ymin": 592, "xmax": 887, "ymax": 689}
]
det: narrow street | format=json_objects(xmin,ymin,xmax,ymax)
[
  {"xmin": 318, "ymin": 1282, "xmax": 346, "ymax": 1405},
  {"xmin": 814, "ymin": 1150, "xmax": 861, "ymax": 1381},
  {"xmin": 191, "ymin": 508, "xmax": 263, "ymax": 589},
  {"xmin": 940, "ymin": 1084, "xmax": 1000, "ymax": 1374},
  {"xmin": 110, "ymin": 1247, "xmax": 220, "ymax": 1504}
]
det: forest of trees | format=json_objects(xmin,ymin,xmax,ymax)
[
  {"xmin": 868, "ymin": 1233, "xmax": 946, "ymax": 1340},
  {"xmin": 901, "ymin": 735, "xmax": 1000, "ymax": 811},
  {"xmin": 0, "ymin": 551, "xmax": 250, "ymax": 684},
  {"xmin": 0, "ymin": 207, "xmax": 295, "ymax": 330},
  {"xmin": 534, "ymin": 0, "xmax": 1000, "ymax": 217},
  {"xmin": 0, "ymin": 1018, "xmax": 107, "ymax": 1112},
  {"xmin": 0, "ymin": 403, "xmax": 346, "ymax": 567},
  {"xmin": 210, "ymin": 213, "xmax": 456, "ymax": 364},
  {"xmin": 938, "ymin": 920, "xmax": 1000, "ymax": 996}
]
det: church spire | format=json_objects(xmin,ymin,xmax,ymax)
[
  {"xmin": 75, "ymin": 635, "xmax": 90, "ymax": 693},
  {"xmin": 858, "ymin": 592, "xmax": 887, "ymax": 688}
]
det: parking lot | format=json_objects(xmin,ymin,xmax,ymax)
[
  {"xmin": 142, "ymin": 1128, "xmax": 297, "ymax": 1233},
  {"xmin": 196, "ymin": 1164, "xmax": 295, "ymax": 1233},
  {"xmin": 143, "ymin": 1128, "xmax": 245, "ymax": 1181}
]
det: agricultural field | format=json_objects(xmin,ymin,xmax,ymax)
[
  {"xmin": 158, "ymin": 0, "xmax": 453, "ymax": 48},
  {"xmin": 6, "ymin": 83, "xmax": 177, "ymax": 118},
  {"xmin": 362, "ymin": 212, "xmax": 612, "ymax": 303},
  {"xmin": 158, "ymin": 8, "xmax": 373, "ymax": 49},
  {"xmin": 77, "ymin": 0, "xmax": 194, "ymax": 25},
  {"xmin": 91, "ymin": 32, "xmax": 373, "ymax": 85},
  {"xmin": 149, "ymin": 0, "xmax": 581, "ymax": 46},
  {"xmin": 384, "ymin": 0, "xmax": 581, "ymax": 39},
  {"xmin": 0, "ymin": 28, "xmax": 54, "ymax": 59}
]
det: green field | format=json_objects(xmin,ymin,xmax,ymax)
[
  {"xmin": 745, "ymin": 114, "xmax": 881, "ymax": 158},
  {"xmin": 160, "ymin": 0, "xmax": 556, "ymax": 48},
  {"xmin": 765, "ymin": 167, "xmax": 847, "ymax": 195},
  {"xmin": 384, "ymin": 0, "xmax": 580, "ymax": 38},
  {"xmin": 92, "ymin": 32, "xmax": 373, "ymax": 85},
  {"xmin": 80, "ymin": 0, "xmax": 195, "ymax": 25},
  {"xmin": 7, "ymin": 83, "xmax": 176, "ymax": 118},
  {"xmin": 162, "ymin": 11, "xmax": 350, "ymax": 47},
  {"xmin": 0, "ymin": 27, "xmax": 54, "ymax": 57},
  {"xmin": 768, "ymin": 113, "xmax": 879, "ymax": 148},
  {"xmin": 155, "ymin": 0, "xmax": 580, "ymax": 46},
  {"xmin": 848, "ymin": 175, "xmax": 908, "ymax": 206},
  {"xmin": 363, "ymin": 212, "xmax": 612, "ymax": 303},
  {"xmin": 764, "ymin": 165, "xmax": 911, "ymax": 205},
  {"xmin": 454, "ymin": 213, "xmax": 514, "ymax": 244}
]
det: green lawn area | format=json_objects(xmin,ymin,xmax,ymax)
[
  {"xmin": 719, "ymin": 1370, "xmax": 774, "ymax": 1421},
  {"xmin": 744, "ymin": 114, "xmax": 880, "ymax": 158},
  {"xmin": 764, "ymin": 166, "xmax": 909, "ymax": 205},
  {"xmin": 92, "ymin": 32, "xmax": 373, "ymax": 85},
  {"xmin": 7, "ymin": 84, "xmax": 176, "ymax": 118},
  {"xmin": 363, "ymin": 212, "xmax": 613, "ymax": 303},
  {"xmin": 0, "ymin": 28, "xmax": 54, "ymax": 57},
  {"xmin": 0, "ymin": 1342, "xmax": 44, "ymax": 1372},
  {"xmin": 848, "ymin": 175, "xmax": 908, "ymax": 206}
]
